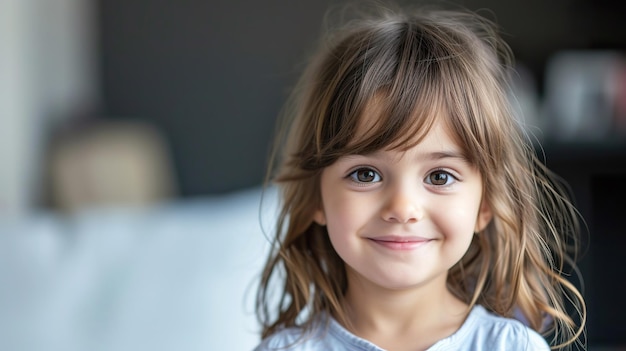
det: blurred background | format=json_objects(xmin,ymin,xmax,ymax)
[{"xmin": 1, "ymin": 0, "xmax": 625, "ymax": 350}]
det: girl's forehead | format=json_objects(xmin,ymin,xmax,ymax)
[
  {"xmin": 350, "ymin": 96, "xmax": 459, "ymax": 152},
  {"xmin": 351, "ymin": 96, "xmax": 387, "ymax": 140}
]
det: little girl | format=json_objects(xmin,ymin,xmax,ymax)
[{"xmin": 254, "ymin": 3, "xmax": 586, "ymax": 350}]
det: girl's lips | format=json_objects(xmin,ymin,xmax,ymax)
[{"xmin": 367, "ymin": 236, "xmax": 433, "ymax": 250}]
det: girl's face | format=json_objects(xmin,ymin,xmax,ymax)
[{"xmin": 313, "ymin": 115, "xmax": 492, "ymax": 294}]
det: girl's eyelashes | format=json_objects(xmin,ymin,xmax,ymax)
[
  {"xmin": 347, "ymin": 167, "xmax": 382, "ymax": 184},
  {"xmin": 346, "ymin": 167, "xmax": 459, "ymax": 187},
  {"xmin": 346, "ymin": 166, "xmax": 460, "ymax": 188},
  {"xmin": 424, "ymin": 169, "xmax": 458, "ymax": 186}
]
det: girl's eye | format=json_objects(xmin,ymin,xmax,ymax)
[
  {"xmin": 349, "ymin": 168, "xmax": 382, "ymax": 183},
  {"xmin": 425, "ymin": 170, "xmax": 456, "ymax": 186}
]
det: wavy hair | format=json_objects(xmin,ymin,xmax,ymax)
[{"xmin": 256, "ymin": 3, "xmax": 586, "ymax": 349}]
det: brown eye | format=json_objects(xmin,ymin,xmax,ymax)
[
  {"xmin": 427, "ymin": 171, "xmax": 452, "ymax": 186},
  {"xmin": 349, "ymin": 168, "xmax": 381, "ymax": 183}
]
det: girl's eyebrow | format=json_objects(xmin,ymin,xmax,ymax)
[{"xmin": 426, "ymin": 150, "xmax": 469, "ymax": 161}]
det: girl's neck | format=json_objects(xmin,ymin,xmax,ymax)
[{"xmin": 341, "ymin": 274, "xmax": 469, "ymax": 351}]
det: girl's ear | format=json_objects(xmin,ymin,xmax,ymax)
[
  {"xmin": 313, "ymin": 208, "xmax": 327, "ymax": 226},
  {"xmin": 474, "ymin": 199, "xmax": 493, "ymax": 232}
]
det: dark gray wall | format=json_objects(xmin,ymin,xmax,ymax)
[{"xmin": 99, "ymin": 0, "xmax": 336, "ymax": 195}]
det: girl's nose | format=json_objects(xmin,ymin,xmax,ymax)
[{"xmin": 381, "ymin": 185, "xmax": 424, "ymax": 223}]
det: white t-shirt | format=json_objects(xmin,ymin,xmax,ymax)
[{"xmin": 254, "ymin": 305, "xmax": 550, "ymax": 351}]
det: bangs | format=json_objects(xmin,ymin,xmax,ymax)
[
  {"xmin": 294, "ymin": 11, "xmax": 508, "ymax": 173},
  {"xmin": 308, "ymin": 21, "xmax": 470, "ymax": 168},
  {"xmin": 346, "ymin": 80, "xmax": 444, "ymax": 154}
]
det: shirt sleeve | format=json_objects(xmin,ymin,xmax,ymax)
[{"xmin": 525, "ymin": 328, "xmax": 551, "ymax": 351}]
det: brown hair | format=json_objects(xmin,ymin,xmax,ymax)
[{"xmin": 256, "ymin": 3, "xmax": 585, "ymax": 349}]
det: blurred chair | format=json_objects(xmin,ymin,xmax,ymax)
[{"xmin": 47, "ymin": 120, "xmax": 177, "ymax": 212}]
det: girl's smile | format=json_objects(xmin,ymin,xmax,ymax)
[{"xmin": 366, "ymin": 235, "xmax": 434, "ymax": 251}]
